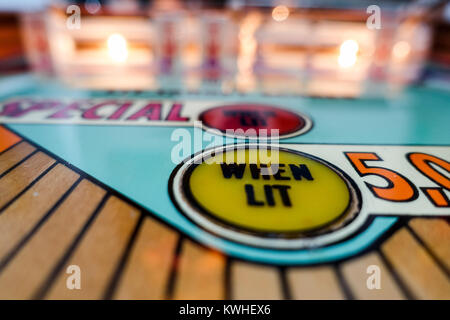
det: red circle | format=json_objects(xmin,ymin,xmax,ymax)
[{"xmin": 199, "ymin": 104, "xmax": 308, "ymax": 137}]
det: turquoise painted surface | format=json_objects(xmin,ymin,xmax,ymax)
[{"xmin": 2, "ymin": 74, "xmax": 450, "ymax": 264}]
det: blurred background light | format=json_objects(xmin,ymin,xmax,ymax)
[
  {"xmin": 107, "ymin": 33, "xmax": 128, "ymax": 63},
  {"xmin": 272, "ymin": 5, "xmax": 289, "ymax": 22},
  {"xmin": 338, "ymin": 39, "xmax": 359, "ymax": 68}
]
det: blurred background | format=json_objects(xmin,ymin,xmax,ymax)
[{"xmin": 0, "ymin": 0, "xmax": 449, "ymax": 98}]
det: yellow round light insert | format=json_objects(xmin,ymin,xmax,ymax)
[{"xmin": 185, "ymin": 147, "xmax": 352, "ymax": 234}]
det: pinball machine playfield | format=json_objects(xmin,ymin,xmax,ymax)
[{"xmin": 0, "ymin": 0, "xmax": 449, "ymax": 301}]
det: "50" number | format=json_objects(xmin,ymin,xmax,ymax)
[{"xmin": 345, "ymin": 152, "xmax": 449, "ymax": 207}]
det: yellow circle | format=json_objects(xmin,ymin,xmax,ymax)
[{"xmin": 186, "ymin": 147, "xmax": 352, "ymax": 234}]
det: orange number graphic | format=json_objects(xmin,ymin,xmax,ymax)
[
  {"xmin": 345, "ymin": 152, "xmax": 418, "ymax": 202},
  {"xmin": 407, "ymin": 153, "xmax": 450, "ymax": 190}
]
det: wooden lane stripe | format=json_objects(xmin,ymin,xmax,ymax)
[
  {"xmin": 286, "ymin": 266, "xmax": 345, "ymax": 300},
  {"xmin": 381, "ymin": 228, "xmax": 450, "ymax": 299},
  {"xmin": 408, "ymin": 218, "xmax": 450, "ymax": 272},
  {"xmin": 0, "ymin": 164, "xmax": 79, "ymax": 265},
  {"xmin": 0, "ymin": 178, "xmax": 83, "ymax": 275},
  {"xmin": 103, "ymin": 214, "xmax": 145, "ymax": 299},
  {"xmin": 0, "ymin": 142, "xmax": 35, "ymax": 175},
  {"xmin": 33, "ymin": 193, "xmax": 110, "ymax": 299},
  {"xmin": 164, "ymin": 237, "xmax": 183, "ymax": 299},
  {"xmin": 340, "ymin": 252, "xmax": 405, "ymax": 300},
  {"xmin": 172, "ymin": 239, "xmax": 226, "ymax": 300},
  {"xmin": 0, "ymin": 152, "xmax": 55, "ymax": 210},
  {"xmin": 44, "ymin": 196, "xmax": 140, "ymax": 299},
  {"xmin": 0, "ymin": 149, "xmax": 39, "ymax": 181},
  {"xmin": 112, "ymin": 217, "xmax": 179, "ymax": 300},
  {"xmin": 0, "ymin": 179, "xmax": 105, "ymax": 299},
  {"xmin": 0, "ymin": 153, "xmax": 56, "ymax": 215},
  {"xmin": 333, "ymin": 265, "xmax": 355, "ymax": 299},
  {"xmin": 230, "ymin": 261, "xmax": 283, "ymax": 300},
  {"xmin": 0, "ymin": 126, "xmax": 21, "ymax": 153}
]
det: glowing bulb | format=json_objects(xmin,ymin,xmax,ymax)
[
  {"xmin": 338, "ymin": 53, "xmax": 357, "ymax": 68},
  {"xmin": 338, "ymin": 40, "xmax": 359, "ymax": 68},
  {"xmin": 393, "ymin": 41, "xmax": 411, "ymax": 60},
  {"xmin": 340, "ymin": 40, "xmax": 359, "ymax": 55},
  {"xmin": 107, "ymin": 33, "xmax": 128, "ymax": 63},
  {"xmin": 272, "ymin": 5, "xmax": 289, "ymax": 22}
]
